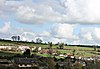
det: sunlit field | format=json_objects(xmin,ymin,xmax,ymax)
[{"xmin": 0, "ymin": 41, "xmax": 100, "ymax": 58}]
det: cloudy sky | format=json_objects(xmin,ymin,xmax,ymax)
[{"xmin": 0, "ymin": 0, "xmax": 100, "ymax": 45}]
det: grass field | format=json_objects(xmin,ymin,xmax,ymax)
[
  {"xmin": 0, "ymin": 51, "xmax": 20, "ymax": 57},
  {"xmin": 0, "ymin": 41, "xmax": 100, "ymax": 57}
]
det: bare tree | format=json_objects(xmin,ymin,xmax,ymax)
[
  {"xmin": 11, "ymin": 36, "xmax": 14, "ymax": 41},
  {"xmin": 11, "ymin": 36, "xmax": 16, "ymax": 41},
  {"xmin": 36, "ymin": 38, "xmax": 42, "ymax": 43},
  {"xmin": 11, "ymin": 36, "xmax": 20, "ymax": 41}
]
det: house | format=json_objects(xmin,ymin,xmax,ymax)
[
  {"xmin": 14, "ymin": 58, "xmax": 48, "ymax": 69},
  {"xmin": 0, "ymin": 59, "xmax": 14, "ymax": 68},
  {"xmin": 14, "ymin": 58, "xmax": 38, "ymax": 68}
]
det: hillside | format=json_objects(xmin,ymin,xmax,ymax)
[{"xmin": 0, "ymin": 39, "xmax": 100, "ymax": 58}]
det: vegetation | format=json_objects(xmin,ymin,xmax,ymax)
[
  {"xmin": 48, "ymin": 58, "xmax": 56, "ymax": 69},
  {"xmin": 11, "ymin": 36, "xmax": 20, "ymax": 41},
  {"xmin": 23, "ymin": 49, "xmax": 31, "ymax": 58},
  {"xmin": 0, "ymin": 40, "xmax": 100, "ymax": 58},
  {"xmin": 36, "ymin": 38, "xmax": 42, "ymax": 43},
  {"xmin": 59, "ymin": 43, "xmax": 64, "ymax": 49},
  {"xmin": 48, "ymin": 42, "xmax": 53, "ymax": 49},
  {"xmin": 72, "ymin": 62, "xmax": 83, "ymax": 69},
  {"xmin": 1, "ymin": 40, "xmax": 100, "ymax": 69}
]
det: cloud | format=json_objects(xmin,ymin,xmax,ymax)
[
  {"xmin": 0, "ymin": 22, "xmax": 10, "ymax": 33},
  {"xmin": 14, "ymin": 0, "xmax": 100, "ymax": 24},
  {"xmin": 1, "ymin": 21, "xmax": 100, "ymax": 45},
  {"xmin": 37, "ymin": 31, "xmax": 51, "ymax": 37},
  {"xmin": 1, "ymin": 0, "xmax": 100, "ymax": 46},
  {"xmin": 0, "ymin": 0, "xmax": 100, "ymax": 24},
  {"xmin": 20, "ymin": 32, "xmax": 36, "ymax": 41},
  {"xmin": 92, "ymin": 28, "xmax": 100, "ymax": 43},
  {"xmin": 15, "ymin": 5, "xmax": 62, "ymax": 24},
  {"xmin": 0, "ymin": 22, "xmax": 36, "ymax": 41},
  {"xmin": 36, "ymin": 23, "xmax": 78, "ymax": 44},
  {"xmin": 16, "ymin": 0, "xmax": 100, "ymax": 24},
  {"xmin": 48, "ymin": 37, "xmax": 61, "ymax": 44},
  {"xmin": 61, "ymin": 0, "xmax": 100, "ymax": 24},
  {"xmin": 15, "ymin": 23, "xmax": 78, "ymax": 44},
  {"xmin": 77, "ymin": 27, "xmax": 100, "ymax": 45},
  {"xmin": 51, "ymin": 23, "xmax": 77, "ymax": 39},
  {"xmin": 79, "ymin": 28, "xmax": 93, "ymax": 41},
  {"xmin": 0, "ymin": 21, "xmax": 12, "ymax": 39}
]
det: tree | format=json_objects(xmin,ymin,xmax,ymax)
[
  {"xmin": 31, "ymin": 40, "xmax": 35, "ymax": 43},
  {"xmin": 48, "ymin": 58, "xmax": 56, "ymax": 69},
  {"xmin": 59, "ymin": 43, "xmax": 64, "ymax": 49},
  {"xmin": 72, "ymin": 49, "xmax": 76, "ymax": 56},
  {"xmin": 11, "ymin": 36, "xmax": 20, "ymax": 41},
  {"xmin": 93, "ymin": 45, "xmax": 97, "ymax": 51},
  {"xmin": 14, "ymin": 36, "xmax": 17, "ymax": 41},
  {"xmin": 23, "ymin": 49, "xmax": 31, "ymax": 57},
  {"xmin": 36, "ymin": 38, "xmax": 42, "ymax": 43},
  {"xmin": 17, "ymin": 36, "xmax": 20, "ymax": 41},
  {"xmin": 48, "ymin": 42, "xmax": 53, "ymax": 49},
  {"xmin": 11, "ymin": 36, "xmax": 14, "ymax": 41},
  {"xmin": 11, "ymin": 36, "xmax": 17, "ymax": 41},
  {"xmin": 72, "ymin": 62, "xmax": 83, "ymax": 69}
]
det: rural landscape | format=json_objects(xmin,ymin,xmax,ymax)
[
  {"xmin": 0, "ymin": 37, "xmax": 100, "ymax": 69},
  {"xmin": 1, "ymin": 0, "xmax": 100, "ymax": 69}
]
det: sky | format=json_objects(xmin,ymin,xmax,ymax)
[{"xmin": 1, "ymin": 0, "xmax": 100, "ymax": 45}]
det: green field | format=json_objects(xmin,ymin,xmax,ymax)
[{"xmin": 0, "ymin": 41, "xmax": 100, "ymax": 57}]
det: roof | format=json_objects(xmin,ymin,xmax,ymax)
[{"xmin": 14, "ymin": 58, "xmax": 37, "ymax": 64}]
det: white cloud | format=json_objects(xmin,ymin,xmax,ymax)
[
  {"xmin": 15, "ymin": 6, "xmax": 36, "ymax": 24},
  {"xmin": 18, "ymin": 0, "xmax": 100, "ymax": 24},
  {"xmin": 33, "ymin": 26, "xmax": 100, "ymax": 45},
  {"xmin": 16, "ymin": 31, "xmax": 36, "ymax": 41},
  {"xmin": 92, "ymin": 28, "xmax": 100, "ymax": 43},
  {"xmin": 79, "ymin": 28, "xmax": 93, "ymax": 41},
  {"xmin": 51, "ymin": 23, "xmax": 77, "ymax": 39},
  {"xmin": 77, "ymin": 27, "xmax": 100, "ymax": 45},
  {"xmin": 61, "ymin": 0, "xmax": 100, "ymax": 24},
  {"xmin": 15, "ymin": 5, "xmax": 62, "ymax": 24},
  {"xmin": 48, "ymin": 38, "xmax": 61, "ymax": 44},
  {"xmin": 38, "ymin": 31, "xmax": 50, "ymax": 37},
  {"xmin": 0, "ymin": 0, "xmax": 100, "ymax": 24},
  {"xmin": 0, "ymin": 22, "xmax": 10, "ymax": 33}
]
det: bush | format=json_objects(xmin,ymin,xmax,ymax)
[{"xmin": 72, "ymin": 62, "xmax": 83, "ymax": 69}]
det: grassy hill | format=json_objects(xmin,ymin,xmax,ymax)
[{"xmin": 0, "ymin": 39, "xmax": 100, "ymax": 57}]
